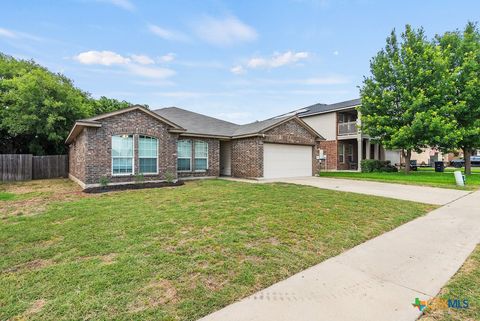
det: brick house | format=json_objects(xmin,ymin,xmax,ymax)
[
  {"xmin": 66, "ymin": 105, "xmax": 324, "ymax": 188},
  {"xmin": 277, "ymin": 99, "xmax": 402, "ymax": 171}
]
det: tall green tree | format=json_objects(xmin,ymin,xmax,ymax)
[
  {"xmin": 0, "ymin": 54, "xmax": 132, "ymax": 155},
  {"xmin": 359, "ymin": 25, "xmax": 457, "ymax": 172},
  {"xmin": 436, "ymin": 22, "xmax": 480, "ymax": 175}
]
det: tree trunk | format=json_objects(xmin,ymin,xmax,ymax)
[
  {"xmin": 464, "ymin": 148, "xmax": 472, "ymax": 175},
  {"xmin": 403, "ymin": 149, "xmax": 411, "ymax": 173}
]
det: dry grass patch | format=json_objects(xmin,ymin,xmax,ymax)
[
  {"xmin": 129, "ymin": 279, "xmax": 179, "ymax": 313},
  {"xmin": 0, "ymin": 178, "xmax": 94, "ymax": 219}
]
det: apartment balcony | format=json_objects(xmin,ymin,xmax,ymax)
[{"xmin": 338, "ymin": 121, "xmax": 358, "ymax": 136}]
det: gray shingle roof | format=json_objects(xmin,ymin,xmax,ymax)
[
  {"xmin": 153, "ymin": 107, "xmax": 300, "ymax": 138},
  {"xmin": 291, "ymin": 98, "xmax": 361, "ymax": 118},
  {"xmin": 154, "ymin": 107, "xmax": 239, "ymax": 137}
]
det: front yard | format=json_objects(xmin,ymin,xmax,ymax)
[
  {"xmin": 319, "ymin": 170, "xmax": 480, "ymax": 190},
  {"xmin": 0, "ymin": 179, "xmax": 435, "ymax": 320}
]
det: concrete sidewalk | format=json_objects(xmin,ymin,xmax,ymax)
[
  {"xmin": 198, "ymin": 190, "xmax": 480, "ymax": 321},
  {"xmin": 261, "ymin": 177, "xmax": 470, "ymax": 205}
]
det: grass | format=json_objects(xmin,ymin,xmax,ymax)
[
  {"xmin": 418, "ymin": 166, "xmax": 480, "ymax": 173},
  {"xmin": 318, "ymin": 170, "xmax": 480, "ymax": 190},
  {"xmin": 0, "ymin": 192, "xmax": 15, "ymax": 201},
  {"xmin": 0, "ymin": 179, "xmax": 435, "ymax": 320},
  {"xmin": 420, "ymin": 245, "xmax": 480, "ymax": 321}
]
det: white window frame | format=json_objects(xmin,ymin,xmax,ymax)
[
  {"xmin": 111, "ymin": 134, "xmax": 134, "ymax": 176},
  {"xmin": 338, "ymin": 142, "xmax": 345, "ymax": 164},
  {"xmin": 177, "ymin": 139, "xmax": 192, "ymax": 172},
  {"xmin": 138, "ymin": 135, "xmax": 159, "ymax": 175},
  {"xmin": 194, "ymin": 140, "xmax": 209, "ymax": 172}
]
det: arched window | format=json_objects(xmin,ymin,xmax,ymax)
[
  {"xmin": 139, "ymin": 135, "xmax": 158, "ymax": 174},
  {"xmin": 112, "ymin": 134, "xmax": 134, "ymax": 175}
]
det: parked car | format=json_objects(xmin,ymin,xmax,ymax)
[{"xmin": 450, "ymin": 156, "xmax": 480, "ymax": 168}]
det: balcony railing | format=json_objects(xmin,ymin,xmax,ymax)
[{"xmin": 338, "ymin": 121, "xmax": 358, "ymax": 136}]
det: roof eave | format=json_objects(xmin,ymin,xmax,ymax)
[{"xmin": 65, "ymin": 121, "xmax": 101, "ymax": 144}]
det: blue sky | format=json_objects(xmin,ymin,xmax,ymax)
[{"xmin": 1, "ymin": 0, "xmax": 479, "ymax": 123}]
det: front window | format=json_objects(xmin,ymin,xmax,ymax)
[
  {"xmin": 139, "ymin": 136, "xmax": 158, "ymax": 174},
  {"xmin": 177, "ymin": 140, "xmax": 192, "ymax": 171},
  {"xmin": 338, "ymin": 143, "xmax": 345, "ymax": 164},
  {"xmin": 194, "ymin": 141, "xmax": 208, "ymax": 171},
  {"xmin": 112, "ymin": 135, "xmax": 134, "ymax": 175}
]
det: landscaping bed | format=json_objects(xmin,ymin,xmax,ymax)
[
  {"xmin": 83, "ymin": 180, "xmax": 184, "ymax": 193},
  {"xmin": 0, "ymin": 178, "xmax": 435, "ymax": 320}
]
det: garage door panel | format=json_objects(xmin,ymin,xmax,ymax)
[{"xmin": 263, "ymin": 143, "xmax": 312, "ymax": 179}]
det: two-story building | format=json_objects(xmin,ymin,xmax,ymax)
[{"xmin": 277, "ymin": 98, "xmax": 402, "ymax": 171}]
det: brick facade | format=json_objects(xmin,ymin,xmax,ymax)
[
  {"xmin": 68, "ymin": 129, "xmax": 86, "ymax": 182},
  {"xmin": 68, "ymin": 110, "xmax": 322, "ymax": 186},
  {"xmin": 81, "ymin": 109, "xmax": 178, "ymax": 185},
  {"xmin": 177, "ymin": 136, "xmax": 220, "ymax": 178},
  {"xmin": 231, "ymin": 137, "xmax": 263, "ymax": 178},
  {"xmin": 318, "ymin": 140, "xmax": 337, "ymax": 170},
  {"xmin": 231, "ymin": 119, "xmax": 320, "ymax": 178}
]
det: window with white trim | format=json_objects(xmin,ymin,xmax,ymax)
[
  {"xmin": 112, "ymin": 135, "xmax": 134, "ymax": 175},
  {"xmin": 194, "ymin": 141, "xmax": 208, "ymax": 171},
  {"xmin": 139, "ymin": 135, "xmax": 158, "ymax": 174},
  {"xmin": 177, "ymin": 140, "xmax": 192, "ymax": 171},
  {"xmin": 338, "ymin": 142, "xmax": 345, "ymax": 164}
]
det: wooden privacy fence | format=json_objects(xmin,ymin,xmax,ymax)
[{"xmin": 0, "ymin": 154, "xmax": 68, "ymax": 182}]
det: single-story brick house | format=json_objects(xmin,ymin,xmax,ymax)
[{"xmin": 66, "ymin": 105, "xmax": 324, "ymax": 188}]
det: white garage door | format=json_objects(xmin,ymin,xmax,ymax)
[{"xmin": 263, "ymin": 143, "xmax": 312, "ymax": 179}]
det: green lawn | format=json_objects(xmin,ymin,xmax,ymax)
[
  {"xmin": 319, "ymin": 170, "xmax": 480, "ymax": 190},
  {"xmin": 418, "ymin": 166, "xmax": 480, "ymax": 173},
  {"xmin": 0, "ymin": 179, "xmax": 435, "ymax": 321},
  {"xmin": 420, "ymin": 245, "xmax": 480, "ymax": 321}
]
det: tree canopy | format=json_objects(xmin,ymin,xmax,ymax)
[
  {"xmin": 435, "ymin": 22, "xmax": 480, "ymax": 174},
  {"xmin": 359, "ymin": 25, "xmax": 459, "ymax": 172},
  {"xmin": 0, "ymin": 53, "xmax": 132, "ymax": 155}
]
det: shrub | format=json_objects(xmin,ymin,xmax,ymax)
[
  {"xmin": 99, "ymin": 176, "xmax": 110, "ymax": 188},
  {"xmin": 134, "ymin": 173, "xmax": 145, "ymax": 184},
  {"xmin": 361, "ymin": 159, "xmax": 398, "ymax": 173},
  {"xmin": 164, "ymin": 171, "xmax": 176, "ymax": 184}
]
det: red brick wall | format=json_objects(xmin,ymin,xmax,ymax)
[
  {"xmin": 318, "ymin": 140, "xmax": 338, "ymax": 170},
  {"xmin": 82, "ymin": 109, "xmax": 179, "ymax": 185},
  {"xmin": 68, "ymin": 129, "xmax": 86, "ymax": 182},
  {"xmin": 264, "ymin": 119, "xmax": 317, "ymax": 145},
  {"xmin": 231, "ymin": 137, "xmax": 263, "ymax": 178},
  {"xmin": 177, "ymin": 136, "xmax": 220, "ymax": 178},
  {"xmin": 232, "ymin": 119, "xmax": 319, "ymax": 178}
]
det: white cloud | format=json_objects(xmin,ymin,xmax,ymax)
[
  {"xmin": 247, "ymin": 51, "xmax": 309, "ymax": 69},
  {"xmin": 130, "ymin": 54, "xmax": 155, "ymax": 65},
  {"xmin": 96, "ymin": 0, "xmax": 135, "ymax": 11},
  {"xmin": 194, "ymin": 15, "xmax": 257, "ymax": 46},
  {"xmin": 158, "ymin": 53, "xmax": 175, "ymax": 63},
  {"xmin": 148, "ymin": 24, "xmax": 189, "ymax": 42},
  {"xmin": 127, "ymin": 64, "xmax": 175, "ymax": 79},
  {"xmin": 74, "ymin": 50, "xmax": 131, "ymax": 65},
  {"xmin": 230, "ymin": 65, "xmax": 246, "ymax": 75},
  {"xmin": 333, "ymin": 50, "xmax": 339, "ymax": 56},
  {"xmin": 0, "ymin": 27, "xmax": 44, "ymax": 41},
  {"xmin": 0, "ymin": 27, "xmax": 16, "ymax": 38},
  {"xmin": 231, "ymin": 51, "xmax": 310, "ymax": 74},
  {"xmin": 74, "ymin": 50, "xmax": 175, "ymax": 79}
]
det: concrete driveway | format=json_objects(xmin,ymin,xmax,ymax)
[
  {"xmin": 261, "ymin": 176, "xmax": 470, "ymax": 205},
  {"xmin": 199, "ymin": 187, "xmax": 480, "ymax": 321}
]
